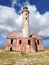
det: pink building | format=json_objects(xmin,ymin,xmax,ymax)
[{"xmin": 5, "ymin": 32, "xmax": 44, "ymax": 53}]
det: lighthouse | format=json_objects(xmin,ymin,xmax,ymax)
[{"xmin": 22, "ymin": 7, "xmax": 30, "ymax": 37}]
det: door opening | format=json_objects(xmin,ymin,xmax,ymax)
[
  {"xmin": 34, "ymin": 40, "xmax": 37, "ymax": 51},
  {"xmin": 10, "ymin": 47, "xmax": 12, "ymax": 51}
]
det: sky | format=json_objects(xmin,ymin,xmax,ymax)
[{"xmin": 0, "ymin": 0, "xmax": 49, "ymax": 47}]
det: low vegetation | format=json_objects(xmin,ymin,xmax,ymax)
[{"xmin": 0, "ymin": 48, "xmax": 49, "ymax": 65}]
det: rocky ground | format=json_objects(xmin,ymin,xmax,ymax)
[{"xmin": 0, "ymin": 48, "xmax": 49, "ymax": 65}]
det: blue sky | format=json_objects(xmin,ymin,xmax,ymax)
[
  {"xmin": 0, "ymin": 0, "xmax": 49, "ymax": 14},
  {"xmin": 0, "ymin": 0, "xmax": 49, "ymax": 47}
]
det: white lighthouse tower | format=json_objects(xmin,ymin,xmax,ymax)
[{"xmin": 22, "ymin": 7, "xmax": 30, "ymax": 37}]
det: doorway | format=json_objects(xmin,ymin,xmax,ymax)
[
  {"xmin": 10, "ymin": 47, "xmax": 12, "ymax": 51},
  {"xmin": 34, "ymin": 40, "xmax": 37, "ymax": 51}
]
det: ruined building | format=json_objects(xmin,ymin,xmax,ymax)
[{"xmin": 5, "ymin": 7, "xmax": 44, "ymax": 53}]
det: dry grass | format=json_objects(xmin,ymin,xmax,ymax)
[{"xmin": 0, "ymin": 48, "xmax": 49, "ymax": 65}]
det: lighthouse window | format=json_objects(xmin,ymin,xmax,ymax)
[
  {"xmin": 26, "ymin": 17, "xmax": 27, "ymax": 20},
  {"xmin": 28, "ymin": 40, "xmax": 30, "ymax": 45},
  {"xmin": 26, "ymin": 13, "xmax": 27, "ymax": 15}
]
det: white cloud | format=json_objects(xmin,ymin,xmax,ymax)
[
  {"xmin": 28, "ymin": 5, "xmax": 49, "ymax": 38},
  {"xmin": 0, "ymin": 5, "xmax": 21, "ymax": 38},
  {"xmin": 20, "ymin": 3, "xmax": 49, "ymax": 38},
  {"xmin": 11, "ymin": 0, "xmax": 23, "ymax": 8},
  {"xmin": 11, "ymin": 0, "xmax": 17, "ymax": 7},
  {"xmin": 0, "ymin": 2, "xmax": 49, "ymax": 38}
]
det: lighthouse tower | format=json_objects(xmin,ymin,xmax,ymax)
[{"xmin": 22, "ymin": 7, "xmax": 30, "ymax": 37}]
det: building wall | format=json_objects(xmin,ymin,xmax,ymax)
[
  {"xmin": 5, "ymin": 39, "xmax": 17, "ymax": 51},
  {"xmin": 5, "ymin": 37, "xmax": 44, "ymax": 53},
  {"xmin": 5, "ymin": 37, "xmax": 37, "ymax": 52},
  {"xmin": 16, "ymin": 38, "xmax": 36, "ymax": 53}
]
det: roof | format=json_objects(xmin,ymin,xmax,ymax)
[
  {"xmin": 6, "ymin": 32, "xmax": 20, "ymax": 39},
  {"xmin": 23, "ymin": 7, "xmax": 28, "ymax": 9},
  {"xmin": 22, "ymin": 7, "xmax": 29, "ymax": 13},
  {"xmin": 30, "ymin": 33, "xmax": 42, "ymax": 40}
]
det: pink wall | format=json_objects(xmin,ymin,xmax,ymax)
[{"xmin": 5, "ymin": 37, "xmax": 44, "ymax": 53}]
